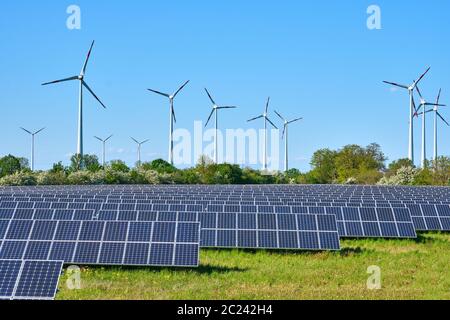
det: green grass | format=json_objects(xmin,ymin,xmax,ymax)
[{"xmin": 57, "ymin": 233, "xmax": 450, "ymax": 300}]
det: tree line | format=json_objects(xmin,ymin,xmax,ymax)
[{"xmin": 1, "ymin": 143, "xmax": 450, "ymax": 186}]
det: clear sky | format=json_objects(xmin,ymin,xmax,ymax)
[{"xmin": 1, "ymin": 1, "xmax": 449, "ymax": 171}]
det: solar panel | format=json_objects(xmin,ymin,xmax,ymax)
[
  {"xmin": 0, "ymin": 260, "xmax": 63, "ymax": 300},
  {"xmin": 407, "ymin": 204, "xmax": 450, "ymax": 231},
  {"xmin": 0, "ymin": 220, "xmax": 200, "ymax": 267},
  {"xmin": 200, "ymin": 212, "xmax": 340, "ymax": 251}
]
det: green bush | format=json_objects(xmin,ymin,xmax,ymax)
[{"xmin": 0, "ymin": 171, "xmax": 37, "ymax": 186}]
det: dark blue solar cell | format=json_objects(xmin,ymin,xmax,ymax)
[
  {"xmin": 224, "ymin": 205, "xmax": 240, "ymax": 213},
  {"xmin": 53, "ymin": 210, "xmax": 74, "ymax": 220},
  {"xmin": 336, "ymin": 222, "xmax": 345, "ymax": 236},
  {"xmin": 411, "ymin": 217, "xmax": 427, "ymax": 230},
  {"xmin": 393, "ymin": 208, "xmax": 412, "ymax": 222},
  {"xmin": 152, "ymin": 222, "xmax": 176, "ymax": 242},
  {"xmin": 137, "ymin": 211, "xmax": 157, "ymax": 222},
  {"xmin": 13, "ymin": 209, "xmax": 34, "ymax": 220},
  {"xmin": 200, "ymin": 213, "xmax": 216, "ymax": 229},
  {"xmin": 0, "ymin": 241, "xmax": 26, "ymax": 259},
  {"xmin": 325, "ymin": 207, "xmax": 342, "ymax": 217},
  {"xmin": 186, "ymin": 205, "xmax": 203, "ymax": 212},
  {"xmin": 297, "ymin": 214, "xmax": 317, "ymax": 231},
  {"xmin": 376, "ymin": 208, "xmax": 395, "ymax": 222},
  {"xmin": 208, "ymin": 205, "xmax": 224, "ymax": 213},
  {"xmin": 30, "ymin": 221, "xmax": 57, "ymax": 241},
  {"xmin": 240, "ymin": 206, "xmax": 257, "ymax": 213},
  {"xmin": 79, "ymin": 221, "xmax": 104, "ymax": 241},
  {"xmin": 397, "ymin": 223, "xmax": 416, "ymax": 238},
  {"xmin": 54, "ymin": 221, "xmax": 81, "ymax": 241},
  {"xmin": 169, "ymin": 205, "xmax": 185, "ymax": 212},
  {"xmin": 237, "ymin": 214, "xmax": 256, "ymax": 229},
  {"xmin": 149, "ymin": 243, "xmax": 174, "ymax": 265},
  {"xmin": 119, "ymin": 204, "xmax": 136, "ymax": 211},
  {"xmin": 362, "ymin": 222, "xmax": 381, "ymax": 237},
  {"xmin": 0, "ymin": 202, "xmax": 16, "ymax": 209},
  {"xmin": 6, "ymin": 220, "xmax": 33, "ymax": 240},
  {"xmin": 274, "ymin": 206, "xmax": 291, "ymax": 214},
  {"xmin": 124, "ymin": 243, "xmax": 150, "ymax": 265},
  {"xmin": 309, "ymin": 207, "xmax": 325, "ymax": 214},
  {"xmin": 317, "ymin": 215, "xmax": 337, "ymax": 232},
  {"xmin": 278, "ymin": 215, "xmax": 296, "ymax": 231},
  {"xmin": 51, "ymin": 202, "xmax": 68, "ymax": 209},
  {"xmin": 97, "ymin": 210, "xmax": 118, "ymax": 221},
  {"xmin": 102, "ymin": 203, "xmax": 119, "ymax": 211},
  {"xmin": 440, "ymin": 218, "xmax": 450, "ymax": 230},
  {"xmin": 24, "ymin": 241, "xmax": 51, "ymax": 260},
  {"xmin": 0, "ymin": 260, "xmax": 21, "ymax": 298},
  {"xmin": 217, "ymin": 230, "xmax": 236, "ymax": 247},
  {"xmin": 176, "ymin": 223, "xmax": 199, "ymax": 243},
  {"xmin": 158, "ymin": 212, "xmax": 177, "ymax": 222},
  {"xmin": 319, "ymin": 232, "xmax": 340, "ymax": 250},
  {"xmin": 345, "ymin": 222, "xmax": 364, "ymax": 237},
  {"xmin": 135, "ymin": 203, "xmax": 153, "ymax": 211},
  {"xmin": 103, "ymin": 222, "xmax": 128, "ymax": 242},
  {"xmin": 99, "ymin": 243, "xmax": 125, "ymax": 265},
  {"xmin": 67, "ymin": 203, "xmax": 85, "ymax": 210},
  {"xmin": 200, "ymin": 230, "xmax": 216, "ymax": 247},
  {"xmin": 174, "ymin": 244, "xmax": 198, "ymax": 266},
  {"xmin": 422, "ymin": 205, "xmax": 438, "ymax": 217},
  {"xmin": 127, "ymin": 222, "xmax": 152, "ymax": 242},
  {"xmin": 33, "ymin": 209, "xmax": 54, "ymax": 220},
  {"xmin": 17, "ymin": 202, "xmax": 34, "ymax": 209},
  {"xmin": 359, "ymin": 208, "xmax": 377, "ymax": 221},
  {"xmin": 342, "ymin": 207, "xmax": 360, "ymax": 221},
  {"xmin": 380, "ymin": 223, "xmax": 398, "ymax": 237},
  {"xmin": 298, "ymin": 232, "xmax": 320, "ymax": 250},
  {"xmin": 279, "ymin": 231, "xmax": 298, "ymax": 249},
  {"xmin": 178, "ymin": 212, "xmax": 198, "ymax": 222},
  {"xmin": 0, "ymin": 220, "xmax": 9, "ymax": 239},
  {"xmin": 118, "ymin": 211, "xmax": 138, "ymax": 221},
  {"xmin": 258, "ymin": 231, "xmax": 277, "ymax": 248},
  {"xmin": 35, "ymin": 202, "xmax": 51, "ymax": 209},
  {"xmin": 425, "ymin": 217, "xmax": 441, "ymax": 230},
  {"xmin": 0, "ymin": 209, "xmax": 14, "ymax": 219},
  {"xmin": 73, "ymin": 242, "xmax": 101, "ymax": 264},
  {"xmin": 258, "ymin": 214, "xmax": 276, "ymax": 230},
  {"xmin": 436, "ymin": 205, "xmax": 450, "ymax": 217},
  {"xmin": 48, "ymin": 242, "xmax": 76, "ymax": 262},
  {"xmin": 217, "ymin": 213, "xmax": 236, "ymax": 229},
  {"xmin": 237, "ymin": 230, "xmax": 257, "ymax": 247},
  {"xmin": 153, "ymin": 204, "xmax": 169, "ymax": 212},
  {"xmin": 258, "ymin": 206, "xmax": 274, "ymax": 213}
]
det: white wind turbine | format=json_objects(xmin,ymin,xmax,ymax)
[
  {"xmin": 247, "ymin": 97, "xmax": 278, "ymax": 171},
  {"xmin": 42, "ymin": 41, "xmax": 107, "ymax": 162},
  {"xmin": 274, "ymin": 111, "xmax": 302, "ymax": 172},
  {"xmin": 20, "ymin": 127, "xmax": 45, "ymax": 171},
  {"xmin": 415, "ymin": 86, "xmax": 447, "ymax": 167},
  {"xmin": 204, "ymin": 88, "xmax": 237, "ymax": 163},
  {"xmin": 147, "ymin": 81, "xmax": 190, "ymax": 165},
  {"xmin": 131, "ymin": 137, "xmax": 150, "ymax": 166},
  {"xmin": 94, "ymin": 135, "xmax": 113, "ymax": 167},
  {"xmin": 383, "ymin": 67, "xmax": 430, "ymax": 164}
]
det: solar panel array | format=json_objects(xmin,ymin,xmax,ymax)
[{"xmin": 0, "ymin": 259, "xmax": 63, "ymax": 300}]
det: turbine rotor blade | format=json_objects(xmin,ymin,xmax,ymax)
[
  {"xmin": 414, "ymin": 67, "xmax": 431, "ymax": 88},
  {"xmin": 218, "ymin": 106, "xmax": 237, "ymax": 109},
  {"xmin": 265, "ymin": 97, "xmax": 270, "ymax": 114},
  {"xmin": 105, "ymin": 135, "xmax": 113, "ymax": 142},
  {"xmin": 141, "ymin": 139, "xmax": 150, "ymax": 145},
  {"xmin": 147, "ymin": 88, "xmax": 170, "ymax": 98},
  {"xmin": 436, "ymin": 88, "xmax": 442, "ymax": 105},
  {"xmin": 416, "ymin": 85, "xmax": 424, "ymax": 100},
  {"xmin": 172, "ymin": 107, "xmax": 177, "ymax": 124},
  {"xmin": 81, "ymin": 40, "xmax": 95, "ymax": 76},
  {"xmin": 288, "ymin": 118, "xmax": 303, "ymax": 124},
  {"xmin": 20, "ymin": 127, "xmax": 32, "ymax": 135},
  {"xmin": 205, "ymin": 109, "xmax": 215, "ymax": 127},
  {"xmin": 425, "ymin": 103, "xmax": 446, "ymax": 107},
  {"xmin": 173, "ymin": 80, "xmax": 190, "ymax": 98},
  {"xmin": 42, "ymin": 76, "xmax": 79, "ymax": 86},
  {"xmin": 204, "ymin": 88, "xmax": 216, "ymax": 105},
  {"xmin": 266, "ymin": 117, "xmax": 278, "ymax": 129},
  {"xmin": 34, "ymin": 127, "xmax": 46, "ymax": 135},
  {"xmin": 382, "ymin": 81, "xmax": 409, "ymax": 90},
  {"xmin": 82, "ymin": 81, "xmax": 107, "ymax": 109},
  {"xmin": 274, "ymin": 110, "xmax": 285, "ymax": 121},
  {"xmin": 247, "ymin": 115, "xmax": 264, "ymax": 122},
  {"xmin": 131, "ymin": 137, "xmax": 139, "ymax": 144},
  {"xmin": 94, "ymin": 136, "xmax": 103, "ymax": 142},
  {"xmin": 437, "ymin": 112, "xmax": 450, "ymax": 126},
  {"xmin": 282, "ymin": 125, "xmax": 286, "ymax": 139}
]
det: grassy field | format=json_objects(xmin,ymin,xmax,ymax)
[{"xmin": 57, "ymin": 232, "xmax": 450, "ymax": 300}]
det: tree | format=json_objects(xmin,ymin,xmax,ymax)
[
  {"xmin": 309, "ymin": 149, "xmax": 337, "ymax": 184},
  {"xmin": 387, "ymin": 158, "xmax": 415, "ymax": 177},
  {"xmin": 109, "ymin": 160, "xmax": 130, "ymax": 173},
  {"xmin": 70, "ymin": 154, "xmax": 101, "ymax": 172},
  {"xmin": 431, "ymin": 156, "xmax": 450, "ymax": 185},
  {"xmin": 141, "ymin": 159, "xmax": 177, "ymax": 174},
  {"xmin": 0, "ymin": 155, "xmax": 29, "ymax": 178}
]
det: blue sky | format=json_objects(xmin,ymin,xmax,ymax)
[{"xmin": 1, "ymin": 1, "xmax": 449, "ymax": 171}]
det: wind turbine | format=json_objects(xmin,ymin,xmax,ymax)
[
  {"xmin": 147, "ymin": 81, "xmax": 190, "ymax": 165},
  {"xmin": 274, "ymin": 111, "xmax": 302, "ymax": 172},
  {"xmin": 94, "ymin": 135, "xmax": 113, "ymax": 167},
  {"xmin": 415, "ymin": 86, "xmax": 447, "ymax": 167},
  {"xmin": 131, "ymin": 137, "xmax": 150, "ymax": 166},
  {"xmin": 383, "ymin": 67, "xmax": 430, "ymax": 164},
  {"xmin": 247, "ymin": 97, "xmax": 278, "ymax": 171},
  {"xmin": 20, "ymin": 127, "xmax": 45, "ymax": 171},
  {"xmin": 42, "ymin": 40, "xmax": 107, "ymax": 163},
  {"xmin": 204, "ymin": 88, "xmax": 237, "ymax": 163}
]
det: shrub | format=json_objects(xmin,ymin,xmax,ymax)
[
  {"xmin": 36, "ymin": 171, "xmax": 67, "ymax": 185},
  {"xmin": 67, "ymin": 171, "xmax": 94, "ymax": 185},
  {"xmin": 0, "ymin": 171, "xmax": 37, "ymax": 186}
]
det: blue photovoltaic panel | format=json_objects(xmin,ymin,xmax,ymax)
[
  {"xmin": 407, "ymin": 204, "xmax": 450, "ymax": 231},
  {"xmin": 0, "ymin": 260, "xmax": 63, "ymax": 300},
  {"xmin": 200, "ymin": 212, "xmax": 340, "ymax": 250}
]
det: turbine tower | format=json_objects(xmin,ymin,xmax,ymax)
[
  {"xmin": 94, "ymin": 135, "xmax": 113, "ymax": 167},
  {"xmin": 274, "ymin": 111, "xmax": 302, "ymax": 172},
  {"xmin": 42, "ymin": 40, "xmax": 107, "ymax": 163},
  {"xmin": 204, "ymin": 88, "xmax": 237, "ymax": 163},
  {"xmin": 20, "ymin": 127, "xmax": 45, "ymax": 171},
  {"xmin": 383, "ymin": 67, "xmax": 430, "ymax": 164},
  {"xmin": 147, "ymin": 81, "xmax": 190, "ymax": 165},
  {"xmin": 415, "ymin": 87, "xmax": 447, "ymax": 167},
  {"xmin": 247, "ymin": 97, "xmax": 278, "ymax": 171},
  {"xmin": 131, "ymin": 137, "xmax": 149, "ymax": 167}
]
